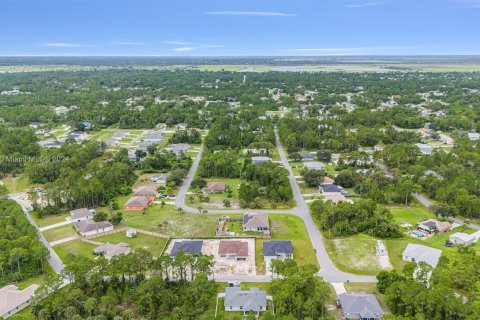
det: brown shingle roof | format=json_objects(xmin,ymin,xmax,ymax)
[{"xmin": 218, "ymin": 240, "xmax": 248, "ymax": 257}]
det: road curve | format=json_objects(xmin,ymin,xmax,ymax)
[{"xmin": 176, "ymin": 131, "xmax": 377, "ymax": 283}]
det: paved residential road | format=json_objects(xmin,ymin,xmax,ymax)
[
  {"xmin": 9, "ymin": 193, "xmax": 65, "ymax": 275},
  {"xmin": 176, "ymin": 130, "xmax": 377, "ymax": 283}
]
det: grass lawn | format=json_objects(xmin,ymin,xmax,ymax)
[
  {"xmin": 95, "ymin": 232, "xmax": 167, "ymax": 257},
  {"xmin": 388, "ymin": 205, "xmax": 435, "ymax": 226},
  {"xmin": 14, "ymin": 306, "xmax": 36, "ymax": 320},
  {"xmin": 2, "ymin": 174, "xmax": 34, "ymax": 193},
  {"xmin": 344, "ymin": 282, "xmax": 389, "ymax": 312},
  {"xmin": 54, "ymin": 239, "xmax": 97, "ymax": 260},
  {"xmin": 43, "ymin": 224, "xmax": 77, "ymax": 242},
  {"xmin": 256, "ymin": 214, "xmax": 319, "ymax": 274},
  {"xmin": 117, "ymin": 202, "xmax": 221, "ymax": 238},
  {"xmin": 324, "ymin": 234, "xmax": 382, "ymax": 275},
  {"xmin": 31, "ymin": 212, "xmax": 70, "ymax": 228}
]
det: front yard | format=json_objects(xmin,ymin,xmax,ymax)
[
  {"xmin": 95, "ymin": 232, "xmax": 168, "ymax": 257},
  {"xmin": 43, "ymin": 224, "xmax": 77, "ymax": 242}
]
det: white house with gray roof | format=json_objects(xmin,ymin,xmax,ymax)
[
  {"xmin": 223, "ymin": 287, "xmax": 267, "ymax": 316},
  {"xmin": 338, "ymin": 292, "xmax": 384, "ymax": 320},
  {"xmin": 75, "ymin": 220, "xmax": 114, "ymax": 237},
  {"xmin": 243, "ymin": 212, "xmax": 269, "ymax": 232},
  {"xmin": 144, "ymin": 131, "xmax": 163, "ymax": 142},
  {"xmin": 402, "ymin": 244, "xmax": 442, "ymax": 268},
  {"xmin": 69, "ymin": 208, "xmax": 94, "ymax": 222}
]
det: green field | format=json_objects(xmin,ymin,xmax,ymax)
[
  {"xmin": 255, "ymin": 214, "xmax": 319, "ymax": 274},
  {"xmin": 324, "ymin": 234, "xmax": 383, "ymax": 275},
  {"xmin": 388, "ymin": 205, "xmax": 435, "ymax": 226},
  {"xmin": 1, "ymin": 174, "xmax": 34, "ymax": 193},
  {"xmin": 54, "ymin": 239, "xmax": 97, "ymax": 260},
  {"xmin": 32, "ymin": 212, "xmax": 70, "ymax": 227},
  {"xmin": 43, "ymin": 224, "xmax": 77, "ymax": 242},
  {"xmin": 95, "ymin": 232, "xmax": 167, "ymax": 257},
  {"xmin": 116, "ymin": 199, "xmax": 220, "ymax": 237}
]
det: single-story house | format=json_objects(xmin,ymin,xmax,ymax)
[
  {"xmin": 0, "ymin": 284, "xmax": 39, "ymax": 319},
  {"xmin": 70, "ymin": 131, "xmax": 88, "ymax": 142},
  {"xmin": 402, "ymin": 243, "xmax": 442, "ymax": 268},
  {"xmin": 124, "ymin": 196, "xmax": 152, "ymax": 211},
  {"xmin": 170, "ymin": 143, "xmax": 191, "ymax": 157},
  {"xmin": 134, "ymin": 186, "xmax": 158, "ymax": 198},
  {"xmin": 468, "ymin": 132, "xmax": 480, "ymax": 141},
  {"xmin": 144, "ymin": 131, "xmax": 164, "ymax": 142},
  {"xmin": 243, "ymin": 212, "xmax": 269, "ymax": 232},
  {"xmin": 449, "ymin": 232, "xmax": 475, "ymax": 246},
  {"xmin": 417, "ymin": 219, "xmax": 452, "ymax": 234},
  {"xmin": 94, "ymin": 242, "xmax": 131, "ymax": 259},
  {"xmin": 137, "ymin": 141, "xmax": 157, "ymax": 152},
  {"xmin": 128, "ymin": 150, "xmax": 137, "ymax": 162},
  {"xmin": 319, "ymin": 183, "xmax": 342, "ymax": 195},
  {"xmin": 338, "ymin": 293, "xmax": 385, "ymax": 320},
  {"xmin": 150, "ymin": 173, "xmax": 170, "ymax": 184},
  {"xmin": 224, "ymin": 287, "xmax": 267, "ymax": 316},
  {"xmin": 155, "ymin": 123, "xmax": 167, "ymax": 130},
  {"xmin": 324, "ymin": 193, "xmax": 350, "ymax": 204},
  {"xmin": 69, "ymin": 208, "xmax": 93, "ymax": 222},
  {"xmin": 202, "ymin": 181, "xmax": 226, "ymax": 194},
  {"xmin": 169, "ymin": 240, "xmax": 204, "ymax": 257},
  {"xmin": 176, "ymin": 123, "xmax": 187, "ymax": 130},
  {"xmin": 112, "ymin": 131, "xmax": 129, "ymax": 140},
  {"xmin": 263, "ymin": 240, "xmax": 293, "ymax": 261},
  {"xmin": 415, "ymin": 143, "xmax": 433, "ymax": 156},
  {"xmin": 243, "ymin": 148, "xmax": 267, "ymax": 155},
  {"xmin": 439, "ymin": 134, "xmax": 454, "ymax": 145},
  {"xmin": 75, "ymin": 220, "xmax": 114, "ymax": 237},
  {"xmin": 301, "ymin": 153, "xmax": 315, "ymax": 161},
  {"xmin": 252, "ymin": 156, "xmax": 271, "ymax": 166},
  {"xmin": 218, "ymin": 240, "xmax": 249, "ymax": 261},
  {"xmin": 303, "ymin": 161, "xmax": 325, "ymax": 171}
]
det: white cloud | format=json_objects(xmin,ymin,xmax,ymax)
[
  {"xmin": 163, "ymin": 41, "xmax": 192, "ymax": 45},
  {"xmin": 346, "ymin": 2, "xmax": 383, "ymax": 8},
  {"xmin": 40, "ymin": 42, "xmax": 90, "ymax": 48},
  {"xmin": 112, "ymin": 41, "xmax": 151, "ymax": 45},
  {"xmin": 206, "ymin": 11, "xmax": 296, "ymax": 17},
  {"xmin": 173, "ymin": 47, "xmax": 194, "ymax": 52}
]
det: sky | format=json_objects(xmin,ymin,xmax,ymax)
[{"xmin": 1, "ymin": 0, "xmax": 480, "ymax": 56}]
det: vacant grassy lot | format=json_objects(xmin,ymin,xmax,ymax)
[
  {"xmin": 32, "ymin": 212, "xmax": 70, "ymax": 227},
  {"xmin": 388, "ymin": 206, "xmax": 435, "ymax": 226},
  {"xmin": 54, "ymin": 239, "xmax": 97, "ymax": 260},
  {"xmin": 255, "ymin": 214, "xmax": 318, "ymax": 274},
  {"xmin": 118, "ymin": 203, "xmax": 221, "ymax": 238},
  {"xmin": 1, "ymin": 174, "xmax": 34, "ymax": 193},
  {"xmin": 95, "ymin": 232, "xmax": 167, "ymax": 257},
  {"xmin": 43, "ymin": 224, "xmax": 77, "ymax": 242},
  {"xmin": 324, "ymin": 235, "xmax": 382, "ymax": 275}
]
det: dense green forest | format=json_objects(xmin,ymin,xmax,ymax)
[{"xmin": 0, "ymin": 200, "xmax": 49, "ymax": 286}]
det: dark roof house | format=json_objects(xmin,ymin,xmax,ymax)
[
  {"xmin": 224, "ymin": 287, "xmax": 267, "ymax": 316},
  {"xmin": 263, "ymin": 240, "xmax": 293, "ymax": 258},
  {"xmin": 170, "ymin": 240, "xmax": 204, "ymax": 257},
  {"xmin": 338, "ymin": 293, "xmax": 385, "ymax": 320}
]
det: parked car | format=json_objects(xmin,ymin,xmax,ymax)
[{"xmin": 445, "ymin": 240, "xmax": 454, "ymax": 247}]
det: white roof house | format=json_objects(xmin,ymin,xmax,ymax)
[
  {"xmin": 415, "ymin": 143, "xmax": 433, "ymax": 156},
  {"xmin": 303, "ymin": 161, "xmax": 325, "ymax": 171},
  {"xmin": 0, "ymin": 284, "xmax": 39, "ymax": 319},
  {"xmin": 468, "ymin": 132, "xmax": 480, "ymax": 141},
  {"xmin": 449, "ymin": 232, "xmax": 475, "ymax": 246},
  {"xmin": 402, "ymin": 244, "xmax": 442, "ymax": 268}
]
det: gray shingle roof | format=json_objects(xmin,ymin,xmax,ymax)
[
  {"xmin": 169, "ymin": 240, "xmax": 203, "ymax": 257},
  {"xmin": 70, "ymin": 208, "xmax": 93, "ymax": 220},
  {"xmin": 75, "ymin": 220, "xmax": 113, "ymax": 233},
  {"xmin": 320, "ymin": 183, "xmax": 342, "ymax": 193},
  {"xmin": 224, "ymin": 287, "xmax": 267, "ymax": 312},
  {"xmin": 338, "ymin": 293, "xmax": 384, "ymax": 319},
  {"xmin": 243, "ymin": 213, "xmax": 269, "ymax": 229},
  {"xmin": 263, "ymin": 240, "xmax": 293, "ymax": 257}
]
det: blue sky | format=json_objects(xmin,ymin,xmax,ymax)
[{"xmin": 1, "ymin": 0, "xmax": 479, "ymax": 56}]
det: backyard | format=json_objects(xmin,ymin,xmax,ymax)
[{"xmin": 95, "ymin": 232, "xmax": 168, "ymax": 257}]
